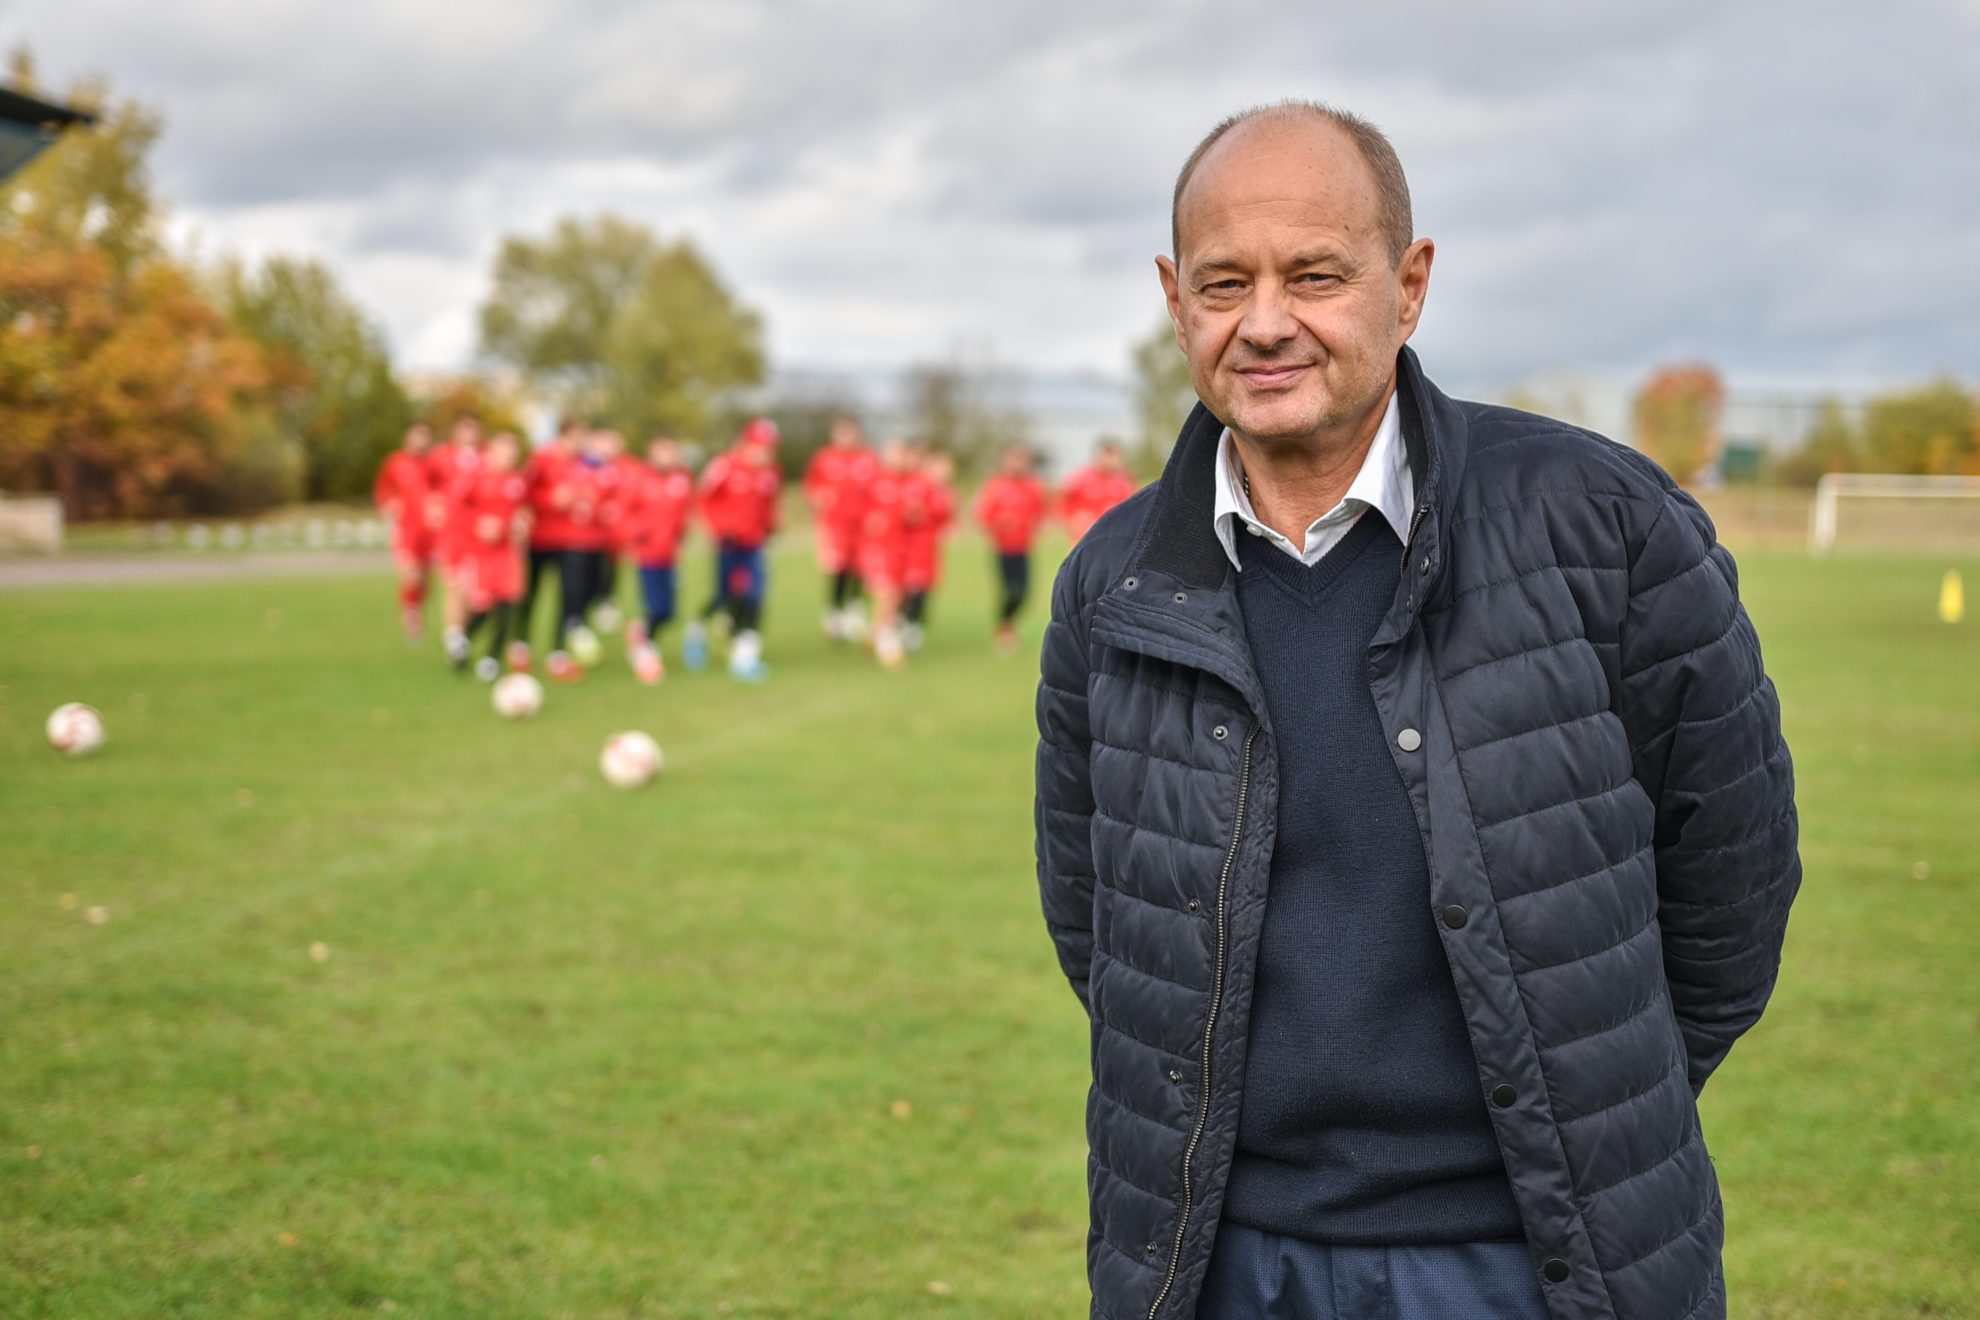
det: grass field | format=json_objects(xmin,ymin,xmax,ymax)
[{"xmin": 2, "ymin": 536, "xmax": 1976, "ymax": 1318}]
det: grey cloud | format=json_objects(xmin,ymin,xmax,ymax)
[{"xmin": 4, "ymin": 0, "xmax": 1976, "ymax": 379}]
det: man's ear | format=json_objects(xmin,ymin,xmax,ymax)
[
  {"xmin": 1395, "ymin": 238, "xmax": 1435, "ymax": 343},
  {"xmin": 1156, "ymin": 255, "xmax": 1186, "ymax": 353}
]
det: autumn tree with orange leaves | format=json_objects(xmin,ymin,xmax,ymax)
[
  {"xmin": 0, "ymin": 239, "xmax": 271, "ymax": 518},
  {"xmin": 1631, "ymin": 363, "xmax": 1725, "ymax": 487},
  {"xmin": 0, "ymin": 50, "xmax": 282, "ymax": 517}
]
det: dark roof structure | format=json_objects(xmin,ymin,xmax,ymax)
[{"xmin": 0, "ymin": 86, "xmax": 96, "ymax": 184}]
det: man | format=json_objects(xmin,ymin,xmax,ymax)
[
  {"xmin": 454, "ymin": 431, "xmax": 529, "ymax": 682},
  {"xmin": 1034, "ymin": 102, "xmax": 1797, "ymax": 1320},
  {"xmin": 516, "ymin": 416, "xmax": 587, "ymax": 671},
  {"xmin": 426, "ymin": 414, "xmax": 484, "ymax": 668},
  {"xmin": 855, "ymin": 437, "xmax": 916, "ymax": 670},
  {"xmin": 900, "ymin": 447, "xmax": 956, "ymax": 652},
  {"xmin": 802, "ymin": 416, "xmax": 879, "ymax": 640},
  {"xmin": 618, "ymin": 435, "xmax": 696, "ymax": 685},
  {"xmin": 972, "ymin": 443, "xmax": 1047, "ymax": 652},
  {"xmin": 586, "ymin": 426, "xmax": 636, "ymax": 633},
  {"xmin": 372, "ymin": 422, "xmax": 434, "ymax": 639},
  {"xmin": 1057, "ymin": 439, "xmax": 1138, "ymax": 543},
  {"xmin": 684, "ymin": 417, "xmax": 781, "ymax": 681}
]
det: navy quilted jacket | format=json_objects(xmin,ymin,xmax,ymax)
[{"xmin": 1034, "ymin": 348, "xmax": 1799, "ymax": 1320}]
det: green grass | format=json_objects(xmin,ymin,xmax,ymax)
[{"xmin": 1, "ymin": 544, "xmax": 1975, "ymax": 1317}]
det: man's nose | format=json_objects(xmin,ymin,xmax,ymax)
[{"xmin": 1237, "ymin": 278, "xmax": 1298, "ymax": 350}]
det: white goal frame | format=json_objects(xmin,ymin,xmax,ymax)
[{"xmin": 1808, "ymin": 472, "xmax": 1980, "ymax": 555}]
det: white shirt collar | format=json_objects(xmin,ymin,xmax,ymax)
[{"xmin": 1211, "ymin": 389, "xmax": 1415, "ymax": 569}]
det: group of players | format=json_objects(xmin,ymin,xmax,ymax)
[{"xmin": 371, "ymin": 410, "xmax": 1139, "ymax": 683}]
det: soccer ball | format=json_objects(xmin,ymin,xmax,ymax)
[
  {"xmin": 568, "ymin": 624, "xmax": 603, "ymax": 668},
  {"xmin": 599, "ymin": 730, "xmax": 662, "ymax": 789},
  {"xmin": 491, "ymin": 673, "xmax": 545, "ymax": 720},
  {"xmin": 46, "ymin": 703, "xmax": 105, "ymax": 756}
]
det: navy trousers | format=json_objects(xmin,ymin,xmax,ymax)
[{"xmin": 1196, "ymin": 1222, "xmax": 1549, "ymax": 1320}]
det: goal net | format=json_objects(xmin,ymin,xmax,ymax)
[{"xmin": 1808, "ymin": 474, "xmax": 1980, "ymax": 555}]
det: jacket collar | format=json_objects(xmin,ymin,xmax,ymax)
[{"xmin": 1126, "ymin": 345, "xmax": 1465, "ymax": 595}]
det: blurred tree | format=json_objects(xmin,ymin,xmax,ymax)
[
  {"xmin": 413, "ymin": 375, "xmax": 530, "ymax": 439},
  {"xmin": 1129, "ymin": 317, "xmax": 1196, "ymax": 477},
  {"xmin": 1772, "ymin": 399, "xmax": 1861, "ymax": 487},
  {"xmin": 219, "ymin": 255, "xmax": 412, "ymax": 500},
  {"xmin": 1631, "ymin": 363, "xmax": 1724, "ymax": 486},
  {"xmin": 478, "ymin": 214, "xmax": 763, "ymax": 438},
  {"xmin": 603, "ymin": 242, "xmax": 765, "ymax": 441},
  {"xmin": 713, "ymin": 387, "xmax": 863, "ymax": 480},
  {"xmin": 0, "ymin": 238, "xmax": 272, "ymax": 517},
  {"xmin": 1857, "ymin": 378, "xmax": 1977, "ymax": 475},
  {"xmin": 0, "ymin": 51, "xmax": 279, "ymax": 517},
  {"xmin": 1, "ymin": 49, "xmax": 160, "ymax": 275},
  {"xmin": 901, "ymin": 359, "xmax": 1031, "ymax": 478}
]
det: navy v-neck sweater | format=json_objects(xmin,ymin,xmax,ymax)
[{"xmin": 1223, "ymin": 512, "xmax": 1523, "ymax": 1245}]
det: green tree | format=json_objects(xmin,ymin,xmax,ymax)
[
  {"xmin": 1, "ymin": 48, "xmax": 160, "ymax": 274},
  {"xmin": 1774, "ymin": 400, "xmax": 1860, "ymax": 487},
  {"xmin": 1857, "ymin": 378, "xmax": 1977, "ymax": 475},
  {"xmin": 1631, "ymin": 363, "xmax": 1724, "ymax": 486},
  {"xmin": 478, "ymin": 214, "xmax": 763, "ymax": 437},
  {"xmin": 1129, "ymin": 317, "xmax": 1195, "ymax": 477},
  {"xmin": 220, "ymin": 255, "xmax": 412, "ymax": 500},
  {"xmin": 603, "ymin": 243, "xmax": 765, "ymax": 441},
  {"xmin": 901, "ymin": 359, "xmax": 1031, "ymax": 478}
]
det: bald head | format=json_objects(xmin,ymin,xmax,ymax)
[{"xmin": 1172, "ymin": 102, "xmax": 1413, "ymax": 266}]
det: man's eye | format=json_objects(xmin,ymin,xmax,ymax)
[
  {"xmin": 1295, "ymin": 273, "xmax": 1338, "ymax": 287},
  {"xmin": 1203, "ymin": 279, "xmax": 1245, "ymax": 293}
]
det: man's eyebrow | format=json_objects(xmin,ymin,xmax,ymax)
[{"xmin": 1187, "ymin": 248, "xmax": 1356, "ymax": 282}]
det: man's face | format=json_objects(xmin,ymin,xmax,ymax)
[
  {"xmin": 450, "ymin": 417, "xmax": 484, "ymax": 449},
  {"xmin": 648, "ymin": 438, "xmax": 679, "ymax": 468},
  {"xmin": 1095, "ymin": 445, "xmax": 1123, "ymax": 474},
  {"xmin": 1157, "ymin": 117, "xmax": 1432, "ymax": 449},
  {"xmin": 405, "ymin": 425, "xmax": 432, "ymax": 454},
  {"xmin": 486, "ymin": 433, "xmax": 519, "ymax": 470},
  {"xmin": 830, "ymin": 418, "xmax": 863, "ymax": 448},
  {"xmin": 1000, "ymin": 447, "xmax": 1031, "ymax": 477}
]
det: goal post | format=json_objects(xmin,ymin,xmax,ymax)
[{"xmin": 1808, "ymin": 473, "xmax": 1980, "ymax": 555}]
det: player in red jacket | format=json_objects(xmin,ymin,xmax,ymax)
[
  {"xmin": 1056, "ymin": 439, "xmax": 1137, "ymax": 543},
  {"xmin": 856, "ymin": 438, "xmax": 919, "ymax": 669},
  {"xmin": 616, "ymin": 436, "xmax": 696, "ymax": 685},
  {"xmin": 972, "ymin": 444, "xmax": 1049, "ymax": 651},
  {"xmin": 425, "ymin": 414, "xmax": 485, "ymax": 668},
  {"xmin": 900, "ymin": 449, "xmax": 956, "ymax": 653},
  {"xmin": 515, "ymin": 417, "xmax": 586, "ymax": 672},
  {"xmin": 454, "ymin": 431, "xmax": 530, "ymax": 682},
  {"xmin": 373, "ymin": 422, "xmax": 435, "ymax": 639},
  {"xmin": 684, "ymin": 417, "xmax": 782, "ymax": 681},
  {"xmin": 802, "ymin": 416, "xmax": 879, "ymax": 640},
  {"xmin": 585, "ymin": 427, "xmax": 635, "ymax": 631}
]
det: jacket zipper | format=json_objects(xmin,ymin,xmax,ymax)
[
  {"xmin": 1147, "ymin": 725, "xmax": 1257, "ymax": 1320},
  {"xmin": 1402, "ymin": 503, "xmax": 1428, "ymax": 569}
]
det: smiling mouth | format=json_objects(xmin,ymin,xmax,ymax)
[{"xmin": 1235, "ymin": 363, "xmax": 1311, "ymax": 391}]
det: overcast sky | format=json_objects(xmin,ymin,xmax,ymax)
[{"xmin": 6, "ymin": 0, "xmax": 1979, "ymax": 386}]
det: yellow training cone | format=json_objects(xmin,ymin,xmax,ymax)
[{"xmin": 1939, "ymin": 569, "xmax": 1965, "ymax": 623}]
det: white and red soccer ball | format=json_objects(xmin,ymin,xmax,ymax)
[
  {"xmin": 599, "ymin": 730, "xmax": 662, "ymax": 789},
  {"xmin": 491, "ymin": 673, "xmax": 544, "ymax": 720},
  {"xmin": 46, "ymin": 703, "xmax": 105, "ymax": 757}
]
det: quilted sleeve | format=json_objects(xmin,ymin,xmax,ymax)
[
  {"xmin": 1036, "ymin": 553, "xmax": 1098, "ymax": 1012},
  {"xmin": 1618, "ymin": 487, "xmax": 1801, "ymax": 1094}
]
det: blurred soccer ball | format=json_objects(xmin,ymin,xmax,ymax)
[
  {"xmin": 591, "ymin": 601, "xmax": 623, "ymax": 633},
  {"xmin": 568, "ymin": 624, "xmax": 603, "ymax": 668},
  {"xmin": 599, "ymin": 730, "xmax": 662, "ymax": 789},
  {"xmin": 46, "ymin": 703, "xmax": 105, "ymax": 756},
  {"xmin": 491, "ymin": 673, "xmax": 544, "ymax": 720}
]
